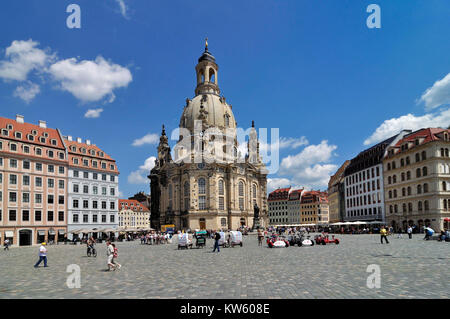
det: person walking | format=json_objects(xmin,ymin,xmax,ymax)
[
  {"xmin": 106, "ymin": 241, "xmax": 116, "ymax": 271},
  {"xmin": 257, "ymin": 228, "xmax": 264, "ymax": 246},
  {"xmin": 4, "ymin": 238, "xmax": 10, "ymax": 250},
  {"xmin": 34, "ymin": 242, "xmax": 48, "ymax": 268},
  {"xmin": 397, "ymin": 228, "xmax": 403, "ymax": 239},
  {"xmin": 212, "ymin": 231, "xmax": 221, "ymax": 253},
  {"xmin": 407, "ymin": 226, "xmax": 413, "ymax": 239},
  {"xmin": 111, "ymin": 243, "xmax": 121, "ymax": 270},
  {"xmin": 380, "ymin": 227, "xmax": 389, "ymax": 244}
]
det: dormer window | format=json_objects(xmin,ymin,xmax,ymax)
[
  {"xmin": 28, "ymin": 134, "xmax": 34, "ymax": 141},
  {"xmin": 43, "ymin": 132, "xmax": 49, "ymax": 138},
  {"xmin": 31, "ymin": 130, "xmax": 37, "ymax": 136},
  {"xmin": 6, "ymin": 124, "xmax": 13, "ymax": 130},
  {"xmin": 2, "ymin": 129, "xmax": 9, "ymax": 136},
  {"xmin": 39, "ymin": 137, "xmax": 46, "ymax": 143},
  {"xmin": 15, "ymin": 132, "xmax": 22, "ymax": 139},
  {"xmin": 73, "ymin": 158, "xmax": 79, "ymax": 165},
  {"xmin": 51, "ymin": 139, "xmax": 57, "ymax": 146},
  {"xmin": 81, "ymin": 148, "xmax": 86, "ymax": 154},
  {"xmin": 90, "ymin": 150, "xmax": 96, "ymax": 156},
  {"xmin": 71, "ymin": 146, "xmax": 76, "ymax": 152}
]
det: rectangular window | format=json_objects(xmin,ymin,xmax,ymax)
[
  {"xmin": 36, "ymin": 163, "xmax": 42, "ymax": 171},
  {"xmin": 110, "ymin": 175, "xmax": 115, "ymax": 182},
  {"xmin": 102, "ymin": 201, "xmax": 106, "ymax": 209},
  {"xmin": 9, "ymin": 192, "xmax": 17, "ymax": 203},
  {"xmin": 102, "ymin": 215, "xmax": 106, "ymax": 223},
  {"xmin": 59, "ymin": 166, "xmax": 65, "ymax": 174},
  {"xmin": 102, "ymin": 174, "xmax": 107, "ymax": 181},
  {"xmin": 35, "ymin": 193, "xmax": 42, "ymax": 204},
  {"xmin": 73, "ymin": 184, "xmax": 79, "ymax": 193},
  {"xmin": 83, "ymin": 172, "xmax": 89, "ymax": 179},
  {"xmin": 48, "ymin": 195, "xmax": 54, "ymax": 204},
  {"xmin": 22, "ymin": 192, "xmax": 30, "ymax": 203},
  {"xmin": 83, "ymin": 200, "xmax": 89, "ymax": 209},
  {"xmin": 35, "ymin": 210, "xmax": 42, "ymax": 221},
  {"xmin": 83, "ymin": 185, "xmax": 89, "ymax": 194},
  {"xmin": 73, "ymin": 170, "xmax": 79, "ymax": 178},
  {"xmin": 110, "ymin": 188, "xmax": 115, "ymax": 196},
  {"xmin": 199, "ymin": 196, "xmax": 206, "ymax": 210},
  {"xmin": 73, "ymin": 214, "xmax": 79, "ymax": 223},
  {"xmin": 83, "ymin": 214, "xmax": 89, "ymax": 223},
  {"xmin": 73, "ymin": 200, "xmax": 79, "ymax": 208},
  {"xmin": 93, "ymin": 186, "xmax": 98, "ymax": 195},
  {"xmin": 93, "ymin": 173, "xmax": 98, "ymax": 180},
  {"xmin": 23, "ymin": 160, "xmax": 30, "ymax": 169},
  {"xmin": 58, "ymin": 211, "xmax": 64, "ymax": 221},
  {"xmin": 47, "ymin": 211, "xmax": 54, "ymax": 221},
  {"xmin": 110, "ymin": 215, "xmax": 115, "ymax": 223},
  {"xmin": 9, "ymin": 210, "xmax": 16, "ymax": 221},
  {"xmin": 58, "ymin": 196, "xmax": 64, "ymax": 205},
  {"xmin": 9, "ymin": 174, "xmax": 17, "ymax": 185},
  {"xmin": 22, "ymin": 210, "xmax": 29, "ymax": 221},
  {"xmin": 102, "ymin": 187, "xmax": 107, "ymax": 195},
  {"xmin": 48, "ymin": 178, "xmax": 54, "ymax": 188},
  {"xmin": 110, "ymin": 202, "xmax": 115, "ymax": 210},
  {"xmin": 92, "ymin": 214, "xmax": 98, "ymax": 223},
  {"xmin": 23, "ymin": 175, "xmax": 30, "ymax": 186},
  {"xmin": 92, "ymin": 201, "xmax": 98, "ymax": 209},
  {"xmin": 59, "ymin": 180, "xmax": 64, "ymax": 189}
]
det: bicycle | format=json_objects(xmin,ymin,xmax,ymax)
[{"xmin": 87, "ymin": 245, "xmax": 97, "ymax": 257}]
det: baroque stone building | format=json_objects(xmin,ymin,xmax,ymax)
[{"xmin": 149, "ymin": 43, "xmax": 268, "ymax": 231}]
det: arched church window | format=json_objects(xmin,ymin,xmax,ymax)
[
  {"xmin": 198, "ymin": 178, "xmax": 206, "ymax": 194},
  {"xmin": 252, "ymin": 183, "xmax": 257, "ymax": 205},
  {"xmin": 238, "ymin": 181, "xmax": 245, "ymax": 210}
]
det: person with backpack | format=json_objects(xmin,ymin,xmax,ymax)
[{"xmin": 212, "ymin": 231, "xmax": 221, "ymax": 252}]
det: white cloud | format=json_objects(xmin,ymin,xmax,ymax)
[
  {"xmin": 420, "ymin": 73, "xmax": 450, "ymax": 111},
  {"xmin": 267, "ymin": 178, "xmax": 292, "ymax": 192},
  {"xmin": 13, "ymin": 81, "xmax": 40, "ymax": 103},
  {"xmin": 0, "ymin": 39, "xmax": 53, "ymax": 81},
  {"xmin": 270, "ymin": 140, "xmax": 338, "ymax": 190},
  {"xmin": 49, "ymin": 56, "xmax": 132, "ymax": 103},
  {"xmin": 132, "ymin": 133, "xmax": 159, "ymax": 146},
  {"xmin": 128, "ymin": 156, "xmax": 156, "ymax": 185},
  {"xmin": 84, "ymin": 108, "xmax": 103, "ymax": 118},
  {"xmin": 115, "ymin": 0, "xmax": 129, "ymax": 19},
  {"xmin": 139, "ymin": 156, "xmax": 156, "ymax": 171},
  {"xmin": 363, "ymin": 108, "xmax": 450, "ymax": 146}
]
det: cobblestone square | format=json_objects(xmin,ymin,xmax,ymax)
[{"xmin": 0, "ymin": 234, "xmax": 448, "ymax": 299}]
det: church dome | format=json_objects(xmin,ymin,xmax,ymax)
[
  {"xmin": 180, "ymin": 94, "xmax": 236, "ymax": 132},
  {"xmin": 179, "ymin": 41, "xmax": 237, "ymax": 133}
]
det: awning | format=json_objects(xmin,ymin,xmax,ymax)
[
  {"xmin": 444, "ymin": 218, "xmax": 450, "ymax": 222},
  {"xmin": 38, "ymin": 230, "xmax": 46, "ymax": 236},
  {"xmin": 5, "ymin": 231, "xmax": 14, "ymax": 237},
  {"xmin": 58, "ymin": 230, "xmax": 66, "ymax": 235},
  {"xmin": 49, "ymin": 230, "xmax": 56, "ymax": 235}
]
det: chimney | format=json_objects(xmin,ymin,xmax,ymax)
[
  {"xmin": 67, "ymin": 136, "xmax": 73, "ymax": 141},
  {"xmin": 77, "ymin": 137, "xmax": 82, "ymax": 143},
  {"xmin": 16, "ymin": 114, "xmax": 24, "ymax": 124},
  {"xmin": 38, "ymin": 120, "xmax": 47, "ymax": 128},
  {"xmin": 86, "ymin": 139, "xmax": 91, "ymax": 145}
]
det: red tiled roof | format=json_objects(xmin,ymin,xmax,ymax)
[
  {"xmin": 119, "ymin": 199, "xmax": 150, "ymax": 212},
  {"xmin": 387, "ymin": 128, "xmax": 450, "ymax": 157},
  {"xmin": 268, "ymin": 187, "xmax": 291, "ymax": 201},
  {"xmin": 0, "ymin": 116, "xmax": 64, "ymax": 149},
  {"xmin": 66, "ymin": 139, "xmax": 118, "ymax": 173}
]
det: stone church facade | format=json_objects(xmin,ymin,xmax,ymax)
[{"xmin": 149, "ymin": 43, "xmax": 268, "ymax": 231}]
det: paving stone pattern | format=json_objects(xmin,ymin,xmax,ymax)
[{"xmin": 0, "ymin": 234, "xmax": 448, "ymax": 298}]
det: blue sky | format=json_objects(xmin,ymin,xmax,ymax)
[{"xmin": 1, "ymin": 0, "xmax": 450, "ymax": 197}]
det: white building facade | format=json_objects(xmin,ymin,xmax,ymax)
[
  {"xmin": 343, "ymin": 130, "xmax": 411, "ymax": 222},
  {"xmin": 65, "ymin": 137, "xmax": 119, "ymax": 238}
]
